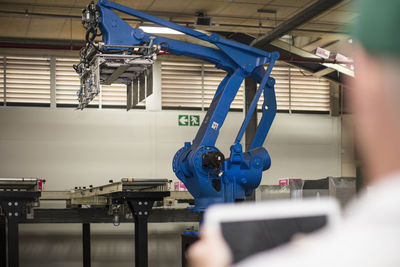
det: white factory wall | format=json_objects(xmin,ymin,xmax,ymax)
[
  {"xmin": 0, "ymin": 106, "xmax": 341, "ymax": 266},
  {"xmin": 0, "ymin": 107, "xmax": 341, "ymax": 188}
]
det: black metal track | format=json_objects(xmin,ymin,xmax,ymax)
[{"xmin": 18, "ymin": 208, "xmax": 200, "ymax": 224}]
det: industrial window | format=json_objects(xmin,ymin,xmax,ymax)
[
  {"xmin": 257, "ymin": 63, "xmax": 330, "ymax": 112},
  {"xmin": 0, "ymin": 55, "xmax": 330, "ymax": 112},
  {"xmin": 161, "ymin": 61, "xmax": 244, "ymax": 110},
  {"xmin": 289, "ymin": 68, "xmax": 330, "ymax": 112},
  {"xmin": 0, "ymin": 55, "xmax": 140, "ymax": 108},
  {"xmin": 1, "ymin": 56, "xmax": 51, "ymax": 106},
  {"xmin": 162, "ymin": 60, "xmax": 330, "ymax": 112},
  {"xmin": 55, "ymin": 58, "xmax": 89, "ymax": 106}
]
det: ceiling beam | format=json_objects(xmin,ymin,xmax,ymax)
[
  {"xmin": 0, "ymin": 37, "xmax": 84, "ymax": 50},
  {"xmin": 217, "ymin": 31, "xmax": 352, "ymax": 84},
  {"xmin": 314, "ymin": 67, "xmax": 336, "ymax": 77},
  {"xmin": 270, "ymin": 39, "xmax": 353, "ymax": 77},
  {"xmin": 251, "ymin": 0, "xmax": 345, "ymax": 49},
  {"xmin": 265, "ymin": 40, "xmax": 353, "ymax": 85},
  {"xmin": 0, "ymin": 36, "xmax": 218, "ymax": 51}
]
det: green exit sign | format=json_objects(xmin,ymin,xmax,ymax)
[
  {"xmin": 178, "ymin": 115, "xmax": 200, "ymax": 126},
  {"xmin": 178, "ymin": 115, "xmax": 189, "ymax": 126},
  {"xmin": 190, "ymin": 115, "xmax": 200, "ymax": 126}
]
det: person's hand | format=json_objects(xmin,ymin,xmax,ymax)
[{"xmin": 187, "ymin": 230, "xmax": 232, "ymax": 267}]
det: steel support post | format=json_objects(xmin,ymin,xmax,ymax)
[
  {"xmin": 0, "ymin": 200, "xmax": 24, "ymax": 267},
  {"xmin": 245, "ymin": 77, "xmax": 258, "ymax": 201},
  {"xmin": 0, "ymin": 192, "xmax": 40, "ymax": 267},
  {"xmin": 7, "ymin": 218, "xmax": 18, "ymax": 267},
  {"xmin": 82, "ymin": 223, "xmax": 91, "ymax": 267},
  {"xmin": 244, "ymin": 77, "xmax": 258, "ymax": 152},
  {"xmin": 0, "ymin": 217, "xmax": 6, "ymax": 267},
  {"xmin": 127, "ymin": 200, "xmax": 154, "ymax": 267}
]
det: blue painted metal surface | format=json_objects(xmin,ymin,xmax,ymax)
[{"xmin": 96, "ymin": 0, "xmax": 279, "ymax": 212}]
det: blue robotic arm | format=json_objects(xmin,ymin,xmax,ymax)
[{"xmin": 87, "ymin": 0, "xmax": 279, "ymax": 211}]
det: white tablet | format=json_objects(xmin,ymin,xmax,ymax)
[{"xmin": 203, "ymin": 199, "xmax": 340, "ymax": 263}]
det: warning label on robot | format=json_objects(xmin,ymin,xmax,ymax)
[{"xmin": 178, "ymin": 115, "xmax": 200, "ymax": 126}]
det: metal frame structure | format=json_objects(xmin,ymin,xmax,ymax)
[
  {"xmin": 76, "ymin": 53, "xmax": 155, "ymax": 109},
  {"xmin": 0, "ymin": 178, "xmax": 42, "ymax": 267},
  {"xmin": 0, "ymin": 178, "xmax": 182, "ymax": 267},
  {"xmin": 0, "ymin": 192, "xmax": 190, "ymax": 267},
  {"xmin": 0, "ymin": 191, "xmax": 41, "ymax": 267},
  {"xmin": 251, "ymin": 0, "xmax": 345, "ymax": 49}
]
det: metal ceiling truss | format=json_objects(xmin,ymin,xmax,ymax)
[{"xmin": 251, "ymin": 0, "xmax": 345, "ymax": 49}]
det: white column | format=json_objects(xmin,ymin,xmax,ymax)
[
  {"xmin": 50, "ymin": 57, "xmax": 56, "ymax": 108},
  {"xmin": 146, "ymin": 61, "xmax": 162, "ymax": 111}
]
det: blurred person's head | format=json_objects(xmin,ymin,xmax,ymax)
[{"xmin": 349, "ymin": 0, "xmax": 400, "ymax": 184}]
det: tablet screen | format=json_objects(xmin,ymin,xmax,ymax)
[{"xmin": 220, "ymin": 215, "xmax": 327, "ymax": 263}]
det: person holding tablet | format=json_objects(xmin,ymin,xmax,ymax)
[{"xmin": 188, "ymin": 0, "xmax": 400, "ymax": 266}]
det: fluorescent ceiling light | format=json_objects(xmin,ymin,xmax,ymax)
[{"xmin": 139, "ymin": 26, "xmax": 183, "ymax": 35}]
